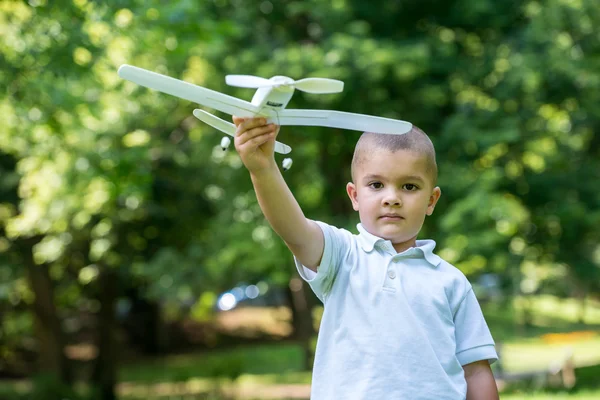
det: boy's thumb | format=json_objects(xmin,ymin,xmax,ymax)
[{"xmin": 232, "ymin": 116, "xmax": 244, "ymax": 126}]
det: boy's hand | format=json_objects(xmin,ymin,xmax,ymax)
[{"xmin": 233, "ymin": 116, "xmax": 279, "ymax": 173}]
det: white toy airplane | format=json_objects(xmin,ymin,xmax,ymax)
[{"xmin": 118, "ymin": 64, "xmax": 412, "ymax": 168}]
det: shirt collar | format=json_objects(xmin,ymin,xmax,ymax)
[{"xmin": 356, "ymin": 223, "xmax": 442, "ymax": 267}]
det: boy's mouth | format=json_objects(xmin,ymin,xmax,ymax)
[{"xmin": 380, "ymin": 214, "xmax": 404, "ymax": 220}]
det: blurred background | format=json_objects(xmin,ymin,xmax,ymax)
[{"xmin": 1, "ymin": 0, "xmax": 599, "ymax": 399}]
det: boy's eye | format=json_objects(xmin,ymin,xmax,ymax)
[
  {"xmin": 403, "ymin": 184, "xmax": 418, "ymax": 191},
  {"xmin": 369, "ymin": 182, "xmax": 383, "ymax": 189}
]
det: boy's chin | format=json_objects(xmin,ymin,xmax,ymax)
[{"xmin": 372, "ymin": 227, "xmax": 414, "ymax": 243}]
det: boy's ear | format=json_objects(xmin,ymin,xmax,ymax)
[
  {"xmin": 346, "ymin": 182, "xmax": 360, "ymax": 211},
  {"xmin": 426, "ymin": 186, "xmax": 441, "ymax": 216}
]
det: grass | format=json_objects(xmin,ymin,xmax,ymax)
[
  {"xmin": 115, "ymin": 295, "xmax": 600, "ymax": 398},
  {"xmin": 3, "ymin": 295, "xmax": 600, "ymax": 399},
  {"xmin": 116, "ymin": 358, "xmax": 600, "ymax": 400},
  {"xmin": 502, "ymin": 392, "xmax": 600, "ymax": 400},
  {"xmin": 484, "ymin": 295, "xmax": 600, "ymax": 342},
  {"xmin": 498, "ymin": 335, "xmax": 600, "ymax": 373},
  {"xmin": 500, "ymin": 364, "xmax": 600, "ymax": 399},
  {"xmin": 482, "ymin": 295, "xmax": 600, "ymax": 374},
  {"xmin": 118, "ymin": 343, "xmax": 309, "ymax": 384}
]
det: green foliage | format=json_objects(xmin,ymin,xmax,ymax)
[{"xmin": 3, "ymin": 0, "xmax": 598, "ymax": 300}]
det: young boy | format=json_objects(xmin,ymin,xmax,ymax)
[{"xmin": 232, "ymin": 116, "xmax": 499, "ymax": 400}]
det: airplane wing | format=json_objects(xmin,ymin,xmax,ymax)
[
  {"xmin": 275, "ymin": 109, "xmax": 412, "ymax": 135},
  {"xmin": 118, "ymin": 65, "xmax": 411, "ymax": 135},
  {"xmin": 118, "ymin": 64, "xmax": 260, "ymax": 117},
  {"xmin": 192, "ymin": 109, "xmax": 292, "ymax": 155}
]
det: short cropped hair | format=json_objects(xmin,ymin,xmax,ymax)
[{"xmin": 351, "ymin": 126, "xmax": 438, "ymax": 184}]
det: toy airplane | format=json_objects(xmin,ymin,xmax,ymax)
[{"xmin": 118, "ymin": 64, "xmax": 412, "ymax": 168}]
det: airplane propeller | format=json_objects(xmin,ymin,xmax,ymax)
[{"xmin": 225, "ymin": 75, "xmax": 344, "ymax": 94}]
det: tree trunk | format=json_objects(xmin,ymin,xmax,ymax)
[
  {"xmin": 577, "ymin": 288, "xmax": 587, "ymax": 324},
  {"xmin": 92, "ymin": 267, "xmax": 119, "ymax": 400},
  {"xmin": 22, "ymin": 240, "xmax": 73, "ymax": 384},
  {"xmin": 125, "ymin": 291, "xmax": 168, "ymax": 355},
  {"xmin": 287, "ymin": 277, "xmax": 315, "ymax": 370}
]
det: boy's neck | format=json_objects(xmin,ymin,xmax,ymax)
[{"xmin": 392, "ymin": 237, "xmax": 417, "ymax": 253}]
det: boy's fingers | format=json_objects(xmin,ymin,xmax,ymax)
[
  {"xmin": 239, "ymin": 131, "xmax": 276, "ymax": 150},
  {"xmin": 237, "ymin": 117, "xmax": 269, "ymax": 134},
  {"xmin": 236, "ymin": 124, "xmax": 276, "ymax": 144}
]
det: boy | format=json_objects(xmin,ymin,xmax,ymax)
[{"xmin": 232, "ymin": 116, "xmax": 499, "ymax": 399}]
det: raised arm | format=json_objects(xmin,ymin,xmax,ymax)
[{"xmin": 233, "ymin": 117, "xmax": 324, "ymax": 271}]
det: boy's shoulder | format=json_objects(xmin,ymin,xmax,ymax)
[
  {"xmin": 427, "ymin": 256, "xmax": 478, "ymax": 309},
  {"xmin": 436, "ymin": 257, "xmax": 470, "ymax": 280}
]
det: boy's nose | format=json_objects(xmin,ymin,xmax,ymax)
[{"xmin": 383, "ymin": 193, "xmax": 402, "ymax": 206}]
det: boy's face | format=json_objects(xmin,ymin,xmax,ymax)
[{"xmin": 346, "ymin": 148, "xmax": 441, "ymax": 253}]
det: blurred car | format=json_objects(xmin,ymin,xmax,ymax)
[{"xmin": 215, "ymin": 281, "xmax": 288, "ymax": 311}]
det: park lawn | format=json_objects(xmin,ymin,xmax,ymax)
[
  {"xmin": 118, "ymin": 338, "xmax": 600, "ymax": 384},
  {"xmin": 484, "ymin": 295, "xmax": 600, "ymax": 341},
  {"xmin": 502, "ymin": 392, "xmax": 600, "ymax": 400},
  {"xmin": 116, "ymin": 295, "xmax": 600, "ymax": 398},
  {"xmin": 4, "ymin": 338, "xmax": 600, "ymax": 400},
  {"xmin": 4, "ymin": 295, "xmax": 600, "ymax": 399},
  {"xmin": 499, "ymin": 335, "xmax": 600, "ymax": 373},
  {"xmin": 482, "ymin": 295, "xmax": 600, "ymax": 373},
  {"xmin": 117, "ymin": 359, "xmax": 600, "ymax": 400},
  {"xmin": 120, "ymin": 295, "xmax": 600, "ymax": 383},
  {"xmin": 117, "ymin": 336, "xmax": 600, "ymax": 382},
  {"xmin": 118, "ymin": 343, "xmax": 310, "ymax": 384}
]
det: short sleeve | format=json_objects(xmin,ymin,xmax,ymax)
[
  {"xmin": 294, "ymin": 221, "xmax": 348, "ymax": 303},
  {"xmin": 454, "ymin": 288, "xmax": 498, "ymax": 366}
]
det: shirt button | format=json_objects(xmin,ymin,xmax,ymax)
[{"xmin": 388, "ymin": 270, "xmax": 396, "ymax": 279}]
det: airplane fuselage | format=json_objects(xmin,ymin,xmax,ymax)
[{"xmin": 250, "ymin": 76, "xmax": 295, "ymax": 116}]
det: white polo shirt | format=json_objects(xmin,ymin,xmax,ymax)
[{"xmin": 295, "ymin": 222, "xmax": 497, "ymax": 400}]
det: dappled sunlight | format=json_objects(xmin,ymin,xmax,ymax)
[
  {"xmin": 64, "ymin": 343, "xmax": 98, "ymax": 361},
  {"xmin": 117, "ymin": 378, "xmax": 311, "ymax": 400},
  {"xmin": 501, "ymin": 335, "xmax": 600, "ymax": 374},
  {"xmin": 216, "ymin": 307, "xmax": 293, "ymax": 338},
  {"xmin": 542, "ymin": 331, "xmax": 598, "ymax": 345}
]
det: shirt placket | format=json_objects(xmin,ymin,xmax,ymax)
[{"xmin": 381, "ymin": 245, "xmax": 401, "ymax": 292}]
